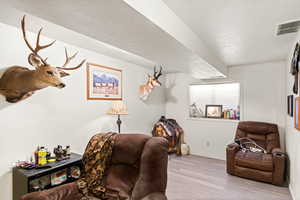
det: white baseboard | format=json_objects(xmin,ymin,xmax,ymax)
[{"xmin": 289, "ymin": 184, "xmax": 296, "ymax": 200}]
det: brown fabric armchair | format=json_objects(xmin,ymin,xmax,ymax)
[
  {"xmin": 21, "ymin": 134, "xmax": 169, "ymax": 200},
  {"xmin": 226, "ymin": 121, "xmax": 286, "ymax": 185}
]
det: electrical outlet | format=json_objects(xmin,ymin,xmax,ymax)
[{"xmin": 205, "ymin": 141, "xmax": 210, "ymax": 147}]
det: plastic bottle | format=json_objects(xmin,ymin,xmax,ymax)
[
  {"xmin": 226, "ymin": 110, "xmax": 230, "ymax": 119},
  {"xmin": 230, "ymin": 109, "xmax": 234, "ymax": 119},
  {"xmin": 66, "ymin": 146, "xmax": 71, "ymax": 156},
  {"xmin": 237, "ymin": 106, "xmax": 240, "ymax": 120},
  {"xmin": 38, "ymin": 147, "xmax": 47, "ymax": 165},
  {"xmin": 34, "ymin": 146, "xmax": 40, "ymax": 165}
]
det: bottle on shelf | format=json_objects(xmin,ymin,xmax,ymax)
[
  {"xmin": 66, "ymin": 146, "xmax": 71, "ymax": 157},
  {"xmin": 230, "ymin": 109, "xmax": 234, "ymax": 119},
  {"xmin": 46, "ymin": 148, "xmax": 52, "ymax": 162},
  {"xmin": 226, "ymin": 110, "xmax": 230, "ymax": 119},
  {"xmin": 237, "ymin": 106, "xmax": 240, "ymax": 120},
  {"xmin": 38, "ymin": 147, "xmax": 47, "ymax": 166},
  {"xmin": 34, "ymin": 146, "xmax": 40, "ymax": 165}
]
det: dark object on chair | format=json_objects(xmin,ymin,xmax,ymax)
[
  {"xmin": 226, "ymin": 121, "xmax": 286, "ymax": 185},
  {"xmin": 234, "ymin": 137, "xmax": 267, "ymax": 153},
  {"xmin": 152, "ymin": 116, "xmax": 184, "ymax": 155},
  {"xmin": 21, "ymin": 134, "xmax": 169, "ymax": 200}
]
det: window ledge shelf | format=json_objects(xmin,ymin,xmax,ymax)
[{"xmin": 187, "ymin": 117, "xmax": 240, "ymax": 123}]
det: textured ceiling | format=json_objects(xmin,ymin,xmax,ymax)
[
  {"xmin": 1, "ymin": 0, "xmax": 298, "ymax": 78},
  {"xmin": 163, "ymin": 0, "xmax": 300, "ymax": 66},
  {"xmin": 1, "ymin": 0, "xmax": 226, "ymax": 78}
]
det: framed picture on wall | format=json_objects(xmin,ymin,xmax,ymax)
[
  {"xmin": 205, "ymin": 105, "xmax": 223, "ymax": 118},
  {"xmin": 288, "ymin": 95, "xmax": 294, "ymax": 117},
  {"xmin": 87, "ymin": 63, "xmax": 122, "ymax": 100},
  {"xmin": 295, "ymin": 97, "xmax": 300, "ymax": 130}
]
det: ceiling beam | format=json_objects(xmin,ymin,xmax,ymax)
[{"xmin": 123, "ymin": 0, "xmax": 228, "ymax": 76}]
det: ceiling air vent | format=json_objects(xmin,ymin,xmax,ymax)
[{"xmin": 276, "ymin": 20, "xmax": 300, "ymax": 35}]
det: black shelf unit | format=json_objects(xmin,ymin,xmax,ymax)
[{"xmin": 13, "ymin": 153, "xmax": 82, "ymax": 200}]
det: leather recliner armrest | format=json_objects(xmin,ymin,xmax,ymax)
[
  {"xmin": 227, "ymin": 143, "xmax": 240, "ymax": 150},
  {"xmin": 271, "ymin": 148, "xmax": 286, "ymax": 185},
  {"xmin": 21, "ymin": 182, "xmax": 83, "ymax": 200},
  {"xmin": 272, "ymin": 147, "xmax": 284, "ymax": 156},
  {"xmin": 131, "ymin": 137, "xmax": 169, "ymax": 200},
  {"xmin": 226, "ymin": 143, "xmax": 240, "ymax": 175}
]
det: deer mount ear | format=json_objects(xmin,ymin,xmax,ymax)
[
  {"xmin": 59, "ymin": 70, "xmax": 70, "ymax": 77},
  {"xmin": 28, "ymin": 53, "xmax": 43, "ymax": 68}
]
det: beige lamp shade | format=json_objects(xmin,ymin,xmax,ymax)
[{"xmin": 107, "ymin": 101, "xmax": 128, "ymax": 115}]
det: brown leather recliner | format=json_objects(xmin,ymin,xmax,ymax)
[
  {"xmin": 21, "ymin": 134, "xmax": 169, "ymax": 200},
  {"xmin": 226, "ymin": 121, "xmax": 286, "ymax": 185}
]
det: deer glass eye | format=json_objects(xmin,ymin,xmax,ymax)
[{"xmin": 46, "ymin": 71, "xmax": 54, "ymax": 75}]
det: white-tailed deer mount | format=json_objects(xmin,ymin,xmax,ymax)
[
  {"xmin": 139, "ymin": 66, "xmax": 163, "ymax": 101},
  {"xmin": 0, "ymin": 16, "xmax": 86, "ymax": 103}
]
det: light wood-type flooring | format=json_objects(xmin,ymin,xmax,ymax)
[{"xmin": 166, "ymin": 155, "xmax": 292, "ymax": 200}]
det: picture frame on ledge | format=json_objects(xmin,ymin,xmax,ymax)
[
  {"xmin": 205, "ymin": 105, "xmax": 223, "ymax": 118},
  {"xmin": 87, "ymin": 63, "xmax": 122, "ymax": 100},
  {"xmin": 189, "ymin": 103, "xmax": 204, "ymax": 118}
]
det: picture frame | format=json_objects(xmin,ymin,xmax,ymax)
[
  {"xmin": 295, "ymin": 97, "xmax": 300, "ymax": 130},
  {"xmin": 86, "ymin": 63, "xmax": 122, "ymax": 100},
  {"xmin": 288, "ymin": 95, "xmax": 294, "ymax": 117},
  {"xmin": 189, "ymin": 103, "xmax": 204, "ymax": 118},
  {"xmin": 205, "ymin": 105, "xmax": 223, "ymax": 118}
]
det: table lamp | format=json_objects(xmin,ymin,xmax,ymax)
[{"xmin": 107, "ymin": 101, "xmax": 128, "ymax": 133}]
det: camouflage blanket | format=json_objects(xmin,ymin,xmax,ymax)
[{"xmin": 77, "ymin": 132, "xmax": 117, "ymax": 200}]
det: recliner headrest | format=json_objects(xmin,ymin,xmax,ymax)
[{"xmin": 237, "ymin": 121, "xmax": 278, "ymax": 135}]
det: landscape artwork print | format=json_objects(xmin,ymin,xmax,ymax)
[{"xmin": 87, "ymin": 63, "xmax": 122, "ymax": 100}]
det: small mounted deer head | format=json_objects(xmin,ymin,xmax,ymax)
[
  {"xmin": 0, "ymin": 16, "xmax": 86, "ymax": 103},
  {"xmin": 139, "ymin": 66, "xmax": 163, "ymax": 101}
]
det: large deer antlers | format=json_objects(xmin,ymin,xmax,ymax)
[
  {"xmin": 57, "ymin": 48, "xmax": 86, "ymax": 70},
  {"xmin": 21, "ymin": 15, "xmax": 56, "ymax": 65},
  {"xmin": 21, "ymin": 15, "xmax": 85, "ymax": 70}
]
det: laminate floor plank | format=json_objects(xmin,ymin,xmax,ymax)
[{"xmin": 166, "ymin": 155, "xmax": 292, "ymax": 200}]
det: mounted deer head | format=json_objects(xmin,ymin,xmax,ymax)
[
  {"xmin": 0, "ymin": 16, "xmax": 85, "ymax": 103},
  {"xmin": 139, "ymin": 66, "xmax": 163, "ymax": 101}
]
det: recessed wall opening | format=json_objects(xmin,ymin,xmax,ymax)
[{"xmin": 189, "ymin": 83, "xmax": 240, "ymax": 120}]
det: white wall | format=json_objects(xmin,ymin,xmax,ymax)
[
  {"xmin": 286, "ymin": 31, "xmax": 300, "ymax": 200},
  {"xmin": 0, "ymin": 23, "xmax": 165, "ymax": 200},
  {"xmin": 165, "ymin": 61, "xmax": 286, "ymax": 160}
]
